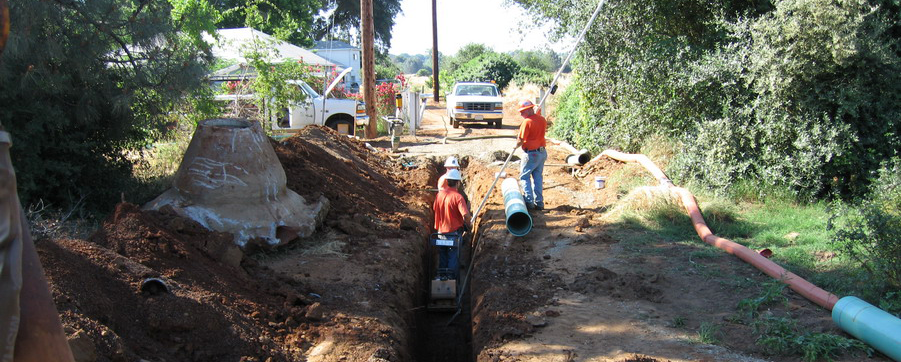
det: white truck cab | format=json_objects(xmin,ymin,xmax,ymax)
[
  {"xmin": 271, "ymin": 80, "xmax": 368, "ymax": 135},
  {"xmin": 446, "ymin": 82, "xmax": 504, "ymax": 128}
]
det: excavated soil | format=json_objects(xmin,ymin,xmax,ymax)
[
  {"xmin": 38, "ymin": 126, "xmax": 438, "ymax": 362},
  {"xmin": 34, "ymin": 99, "xmax": 893, "ymax": 362}
]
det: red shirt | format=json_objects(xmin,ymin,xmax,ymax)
[
  {"xmin": 433, "ymin": 187, "xmax": 469, "ymax": 233},
  {"xmin": 518, "ymin": 113, "xmax": 547, "ymax": 151}
]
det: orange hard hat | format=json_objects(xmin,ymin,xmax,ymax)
[{"xmin": 518, "ymin": 100, "xmax": 535, "ymax": 112}]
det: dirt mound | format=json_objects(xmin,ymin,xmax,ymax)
[
  {"xmin": 40, "ymin": 204, "xmax": 308, "ymax": 361},
  {"xmin": 38, "ymin": 125, "xmax": 437, "ymax": 361},
  {"xmin": 569, "ymin": 266, "xmax": 665, "ymax": 303},
  {"xmin": 275, "ymin": 126, "xmax": 404, "ymax": 218}
]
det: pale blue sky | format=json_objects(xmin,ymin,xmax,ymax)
[{"xmin": 388, "ymin": 0, "xmax": 571, "ymax": 56}]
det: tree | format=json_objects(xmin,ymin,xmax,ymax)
[
  {"xmin": 313, "ymin": 0, "xmax": 403, "ymax": 51},
  {"xmin": 0, "ymin": 0, "xmax": 215, "ymax": 210},
  {"xmin": 214, "ymin": 0, "xmax": 321, "ymax": 45},
  {"xmin": 443, "ymin": 43, "xmax": 493, "ymax": 73}
]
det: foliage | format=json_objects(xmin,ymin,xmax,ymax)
[
  {"xmin": 442, "ymin": 43, "xmax": 493, "ymax": 74},
  {"xmin": 241, "ymin": 44, "xmax": 312, "ymax": 122},
  {"xmin": 312, "ymin": 0, "xmax": 402, "ymax": 51},
  {"xmin": 526, "ymin": 0, "xmax": 901, "ymax": 200},
  {"xmin": 510, "ymin": 49, "xmax": 562, "ymax": 72},
  {"xmin": 416, "ymin": 68, "xmax": 432, "ymax": 76},
  {"xmin": 376, "ymin": 51, "xmax": 402, "ymax": 80},
  {"xmin": 374, "ymin": 74, "xmax": 407, "ymax": 117},
  {"xmin": 512, "ymin": 67, "xmax": 552, "ymax": 87},
  {"xmin": 753, "ymin": 315, "xmax": 871, "ymax": 361},
  {"xmin": 214, "ymin": 0, "xmax": 319, "ymax": 45},
  {"xmin": 453, "ymin": 53, "xmax": 521, "ymax": 90},
  {"xmin": 696, "ymin": 322, "xmax": 720, "ymax": 344},
  {"xmin": 829, "ymin": 157, "xmax": 901, "ymax": 289},
  {"xmin": 0, "ymin": 0, "xmax": 213, "ymax": 211},
  {"xmin": 737, "ymin": 281, "xmax": 789, "ymax": 318}
]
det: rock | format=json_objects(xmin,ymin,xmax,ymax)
[
  {"xmin": 305, "ymin": 302, "xmax": 327, "ymax": 321},
  {"xmin": 525, "ymin": 314, "xmax": 547, "ymax": 327},
  {"xmin": 545, "ymin": 310, "xmax": 561, "ymax": 317},
  {"xmin": 68, "ymin": 329, "xmax": 98, "ymax": 362}
]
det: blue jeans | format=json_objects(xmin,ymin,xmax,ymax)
[
  {"xmin": 437, "ymin": 231, "xmax": 462, "ymax": 279},
  {"xmin": 519, "ymin": 147, "xmax": 547, "ymax": 206}
]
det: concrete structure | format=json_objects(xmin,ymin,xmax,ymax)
[
  {"xmin": 312, "ymin": 40, "xmax": 362, "ymax": 91},
  {"xmin": 144, "ymin": 118, "xmax": 330, "ymax": 248}
]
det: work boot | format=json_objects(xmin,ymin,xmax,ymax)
[
  {"xmin": 526, "ymin": 202, "xmax": 537, "ymax": 211},
  {"xmin": 535, "ymin": 202, "xmax": 544, "ymax": 211}
]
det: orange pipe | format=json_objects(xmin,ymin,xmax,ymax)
[{"xmin": 601, "ymin": 150, "xmax": 839, "ymax": 310}]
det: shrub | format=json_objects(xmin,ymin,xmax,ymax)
[
  {"xmin": 416, "ymin": 68, "xmax": 431, "ymax": 76},
  {"xmin": 512, "ymin": 67, "xmax": 552, "ymax": 87},
  {"xmin": 453, "ymin": 53, "xmax": 521, "ymax": 90},
  {"xmin": 829, "ymin": 157, "xmax": 901, "ymax": 289}
]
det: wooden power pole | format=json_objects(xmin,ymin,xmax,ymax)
[
  {"xmin": 361, "ymin": 0, "xmax": 377, "ymax": 138},
  {"xmin": 431, "ymin": 0, "xmax": 439, "ymax": 103}
]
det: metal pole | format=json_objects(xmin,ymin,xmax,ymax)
[
  {"xmin": 361, "ymin": 0, "xmax": 377, "ymax": 138},
  {"xmin": 537, "ymin": 0, "xmax": 606, "ymax": 111},
  {"xmin": 431, "ymin": 0, "xmax": 440, "ymax": 103}
]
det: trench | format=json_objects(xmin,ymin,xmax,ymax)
[{"xmin": 409, "ymin": 161, "xmax": 476, "ymax": 362}]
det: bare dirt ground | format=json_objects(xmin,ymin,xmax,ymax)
[{"xmin": 32, "ymin": 91, "xmax": 886, "ymax": 361}]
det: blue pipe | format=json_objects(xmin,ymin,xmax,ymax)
[
  {"xmin": 832, "ymin": 296, "xmax": 901, "ymax": 361},
  {"xmin": 501, "ymin": 178, "xmax": 532, "ymax": 236}
]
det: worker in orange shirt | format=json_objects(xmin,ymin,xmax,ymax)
[
  {"xmin": 516, "ymin": 100, "xmax": 547, "ymax": 210},
  {"xmin": 432, "ymin": 169, "xmax": 472, "ymax": 278}
]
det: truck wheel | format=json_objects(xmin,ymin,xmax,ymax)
[
  {"xmin": 325, "ymin": 116, "xmax": 355, "ymax": 135},
  {"xmin": 493, "ymin": 120, "xmax": 502, "ymax": 129},
  {"xmin": 452, "ymin": 118, "xmax": 460, "ymax": 129}
]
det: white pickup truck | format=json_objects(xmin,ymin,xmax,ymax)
[
  {"xmin": 269, "ymin": 80, "xmax": 368, "ymax": 135},
  {"xmin": 212, "ymin": 73, "xmax": 368, "ymax": 135},
  {"xmin": 445, "ymin": 82, "xmax": 504, "ymax": 128}
]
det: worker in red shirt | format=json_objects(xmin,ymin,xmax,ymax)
[
  {"xmin": 516, "ymin": 100, "xmax": 547, "ymax": 210},
  {"xmin": 436, "ymin": 156, "xmax": 460, "ymax": 191},
  {"xmin": 432, "ymin": 169, "xmax": 472, "ymax": 278}
]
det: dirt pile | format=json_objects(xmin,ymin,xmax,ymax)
[{"xmin": 38, "ymin": 125, "xmax": 437, "ymax": 361}]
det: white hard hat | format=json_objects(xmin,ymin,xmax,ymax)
[
  {"xmin": 446, "ymin": 169, "xmax": 462, "ymax": 181},
  {"xmin": 444, "ymin": 156, "xmax": 459, "ymax": 168}
]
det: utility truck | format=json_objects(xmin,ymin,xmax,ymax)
[
  {"xmin": 211, "ymin": 68, "xmax": 368, "ymax": 135},
  {"xmin": 445, "ymin": 81, "xmax": 504, "ymax": 128}
]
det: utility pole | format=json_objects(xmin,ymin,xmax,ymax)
[
  {"xmin": 431, "ymin": 0, "xmax": 439, "ymax": 103},
  {"xmin": 361, "ymin": 0, "xmax": 377, "ymax": 138}
]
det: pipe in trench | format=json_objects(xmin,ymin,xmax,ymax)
[
  {"xmin": 501, "ymin": 178, "xmax": 532, "ymax": 237},
  {"xmin": 600, "ymin": 149, "xmax": 901, "ymax": 361}
]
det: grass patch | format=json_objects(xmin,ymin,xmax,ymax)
[
  {"xmin": 696, "ymin": 322, "xmax": 721, "ymax": 344},
  {"xmin": 753, "ymin": 315, "xmax": 871, "ymax": 362}
]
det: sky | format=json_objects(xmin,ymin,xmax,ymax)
[{"xmin": 388, "ymin": 0, "xmax": 572, "ymax": 56}]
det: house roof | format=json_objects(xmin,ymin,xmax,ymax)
[
  {"xmin": 208, "ymin": 28, "xmax": 336, "ymax": 68},
  {"xmin": 312, "ymin": 40, "xmax": 358, "ymax": 51}
]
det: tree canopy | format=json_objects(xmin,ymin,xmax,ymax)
[
  {"xmin": 313, "ymin": 0, "xmax": 402, "ymax": 51},
  {"xmin": 0, "ymin": 0, "xmax": 214, "ymax": 210},
  {"xmin": 214, "ymin": 0, "xmax": 321, "ymax": 45}
]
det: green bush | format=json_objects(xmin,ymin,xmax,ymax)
[
  {"xmin": 522, "ymin": 0, "xmax": 901, "ymax": 200},
  {"xmin": 829, "ymin": 157, "xmax": 901, "ymax": 290},
  {"xmin": 453, "ymin": 53, "xmax": 521, "ymax": 90},
  {"xmin": 416, "ymin": 68, "xmax": 431, "ymax": 76},
  {"xmin": 0, "ymin": 0, "xmax": 213, "ymax": 212},
  {"xmin": 512, "ymin": 67, "xmax": 552, "ymax": 87}
]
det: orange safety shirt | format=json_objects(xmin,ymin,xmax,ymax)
[
  {"xmin": 433, "ymin": 187, "xmax": 469, "ymax": 233},
  {"xmin": 518, "ymin": 113, "xmax": 547, "ymax": 151}
]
